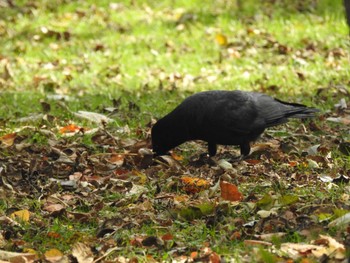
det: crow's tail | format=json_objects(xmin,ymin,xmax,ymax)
[{"xmin": 276, "ymin": 99, "xmax": 320, "ymax": 119}]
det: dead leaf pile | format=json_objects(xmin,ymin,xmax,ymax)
[{"xmin": 0, "ymin": 91, "xmax": 349, "ymax": 262}]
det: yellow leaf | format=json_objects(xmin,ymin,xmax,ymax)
[
  {"xmin": 23, "ymin": 248, "xmax": 37, "ymax": 255},
  {"xmin": 10, "ymin": 209, "xmax": 30, "ymax": 222},
  {"xmin": 44, "ymin": 248, "xmax": 64, "ymax": 261},
  {"xmin": 215, "ymin": 33, "xmax": 228, "ymax": 46},
  {"xmin": 133, "ymin": 170, "xmax": 147, "ymax": 184},
  {"xmin": 180, "ymin": 176, "xmax": 210, "ymax": 193}
]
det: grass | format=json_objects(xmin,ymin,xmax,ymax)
[{"xmin": 0, "ymin": 0, "xmax": 349, "ymax": 261}]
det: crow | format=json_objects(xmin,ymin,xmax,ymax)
[{"xmin": 151, "ymin": 90, "xmax": 319, "ymax": 159}]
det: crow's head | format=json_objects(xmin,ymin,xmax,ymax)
[
  {"xmin": 151, "ymin": 116, "xmax": 187, "ymax": 156},
  {"xmin": 151, "ymin": 120, "xmax": 172, "ymax": 156}
]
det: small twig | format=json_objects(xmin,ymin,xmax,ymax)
[
  {"xmin": 47, "ymin": 195, "xmax": 69, "ymax": 208},
  {"xmin": 102, "ymin": 129, "xmax": 119, "ymax": 145},
  {"xmin": 93, "ymin": 246, "xmax": 122, "ymax": 263},
  {"xmin": 153, "ymin": 158, "xmax": 171, "ymax": 168}
]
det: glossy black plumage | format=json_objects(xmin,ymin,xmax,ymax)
[{"xmin": 151, "ymin": 90, "xmax": 319, "ymax": 158}]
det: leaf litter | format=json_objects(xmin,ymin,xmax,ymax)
[
  {"xmin": 0, "ymin": 1, "xmax": 349, "ymax": 262},
  {"xmin": 0, "ymin": 92, "xmax": 349, "ymax": 262}
]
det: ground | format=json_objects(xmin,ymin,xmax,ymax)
[{"xmin": 0, "ymin": 0, "xmax": 349, "ymax": 262}]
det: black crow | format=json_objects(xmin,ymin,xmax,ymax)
[{"xmin": 151, "ymin": 90, "xmax": 319, "ymax": 158}]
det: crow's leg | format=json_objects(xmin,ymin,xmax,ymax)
[
  {"xmin": 236, "ymin": 142, "xmax": 251, "ymax": 160},
  {"xmin": 228, "ymin": 143, "xmax": 250, "ymax": 162},
  {"xmin": 208, "ymin": 142, "xmax": 217, "ymax": 157},
  {"xmin": 240, "ymin": 142, "xmax": 251, "ymax": 156}
]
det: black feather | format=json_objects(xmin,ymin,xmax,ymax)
[{"xmin": 151, "ymin": 90, "xmax": 319, "ymax": 158}]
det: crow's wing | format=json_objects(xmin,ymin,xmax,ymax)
[
  {"xmin": 198, "ymin": 91, "xmax": 318, "ymax": 133},
  {"xmin": 201, "ymin": 91, "xmax": 265, "ymax": 134},
  {"xmin": 180, "ymin": 90, "xmax": 318, "ymax": 135}
]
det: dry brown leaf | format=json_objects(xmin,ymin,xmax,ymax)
[
  {"xmin": 43, "ymin": 203, "xmax": 65, "ymax": 214},
  {"xmin": 0, "ymin": 133, "xmax": 16, "ymax": 147},
  {"xmin": 244, "ymin": 240, "xmax": 273, "ymax": 246},
  {"xmin": 74, "ymin": 111, "xmax": 112, "ymax": 124},
  {"xmin": 209, "ymin": 252, "xmax": 221, "ymax": 263},
  {"xmin": 190, "ymin": 251, "xmax": 198, "ymax": 259},
  {"xmin": 327, "ymin": 116, "xmax": 350, "ymax": 125},
  {"xmin": 109, "ymin": 154, "xmax": 124, "ymax": 166},
  {"xmin": 255, "ymin": 232, "xmax": 287, "ymax": 241},
  {"xmin": 312, "ymin": 235, "xmax": 346, "ymax": 259},
  {"xmin": 245, "ymin": 159, "xmax": 261, "ymax": 165},
  {"xmin": 69, "ymin": 172, "xmax": 83, "ymax": 181},
  {"xmin": 0, "ymin": 249, "xmax": 37, "ymax": 261},
  {"xmin": 72, "ymin": 243, "xmax": 94, "ymax": 263},
  {"xmin": 280, "ymin": 242, "xmax": 339, "ymax": 260},
  {"xmin": 161, "ymin": 233, "xmax": 173, "ymax": 241},
  {"xmin": 220, "ymin": 180, "xmax": 243, "ymax": 202}
]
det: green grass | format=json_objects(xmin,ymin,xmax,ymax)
[{"xmin": 0, "ymin": 0, "xmax": 349, "ymax": 261}]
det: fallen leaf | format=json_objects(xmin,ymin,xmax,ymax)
[
  {"xmin": 47, "ymin": 232, "xmax": 61, "ymax": 239},
  {"xmin": 326, "ymin": 116, "xmax": 350, "ymax": 125},
  {"xmin": 72, "ymin": 242, "xmax": 94, "ymax": 263},
  {"xmin": 279, "ymin": 195, "xmax": 299, "ymax": 206},
  {"xmin": 257, "ymin": 209, "xmax": 278, "ymax": 218},
  {"xmin": 60, "ymin": 124, "xmax": 81, "ymax": 134},
  {"xmin": 245, "ymin": 159, "xmax": 261, "ymax": 165},
  {"xmin": 319, "ymin": 174, "xmax": 333, "ymax": 183},
  {"xmin": 190, "ymin": 251, "xmax": 198, "ymax": 259},
  {"xmin": 161, "ymin": 233, "xmax": 173, "ymax": 241},
  {"xmin": 180, "ymin": 176, "xmax": 210, "ymax": 193},
  {"xmin": 280, "ymin": 243, "xmax": 320, "ymax": 259},
  {"xmin": 209, "ymin": 252, "xmax": 221, "ymax": 263},
  {"xmin": 307, "ymin": 159, "xmax": 319, "ymax": 169},
  {"xmin": 257, "ymin": 194, "xmax": 274, "ymax": 209},
  {"xmin": 312, "ymin": 235, "xmax": 345, "ymax": 259},
  {"xmin": 44, "ymin": 248, "xmax": 64, "ymax": 262},
  {"xmin": 10, "ymin": 209, "xmax": 30, "ymax": 222},
  {"xmin": 0, "ymin": 249, "xmax": 37, "ymax": 261},
  {"xmin": 170, "ymin": 152, "xmax": 183, "ymax": 161},
  {"xmin": 220, "ymin": 180, "xmax": 243, "ymax": 201},
  {"xmin": 0, "ymin": 133, "xmax": 16, "ymax": 147},
  {"xmin": 230, "ymin": 231, "xmax": 241, "ymax": 241},
  {"xmin": 289, "ymin": 161, "xmax": 298, "ymax": 167},
  {"xmin": 74, "ymin": 110, "xmax": 113, "ymax": 124},
  {"xmin": 215, "ymin": 33, "xmax": 228, "ymax": 46},
  {"xmin": 328, "ymin": 212, "xmax": 350, "ymax": 227},
  {"xmin": 126, "ymin": 184, "xmax": 147, "ymax": 197},
  {"xmin": 43, "ymin": 203, "xmax": 65, "ymax": 216},
  {"xmin": 244, "ymin": 240, "xmax": 273, "ymax": 246},
  {"xmin": 217, "ymin": 159, "xmax": 233, "ymax": 170},
  {"xmin": 109, "ymin": 154, "xmax": 124, "ymax": 166}
]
